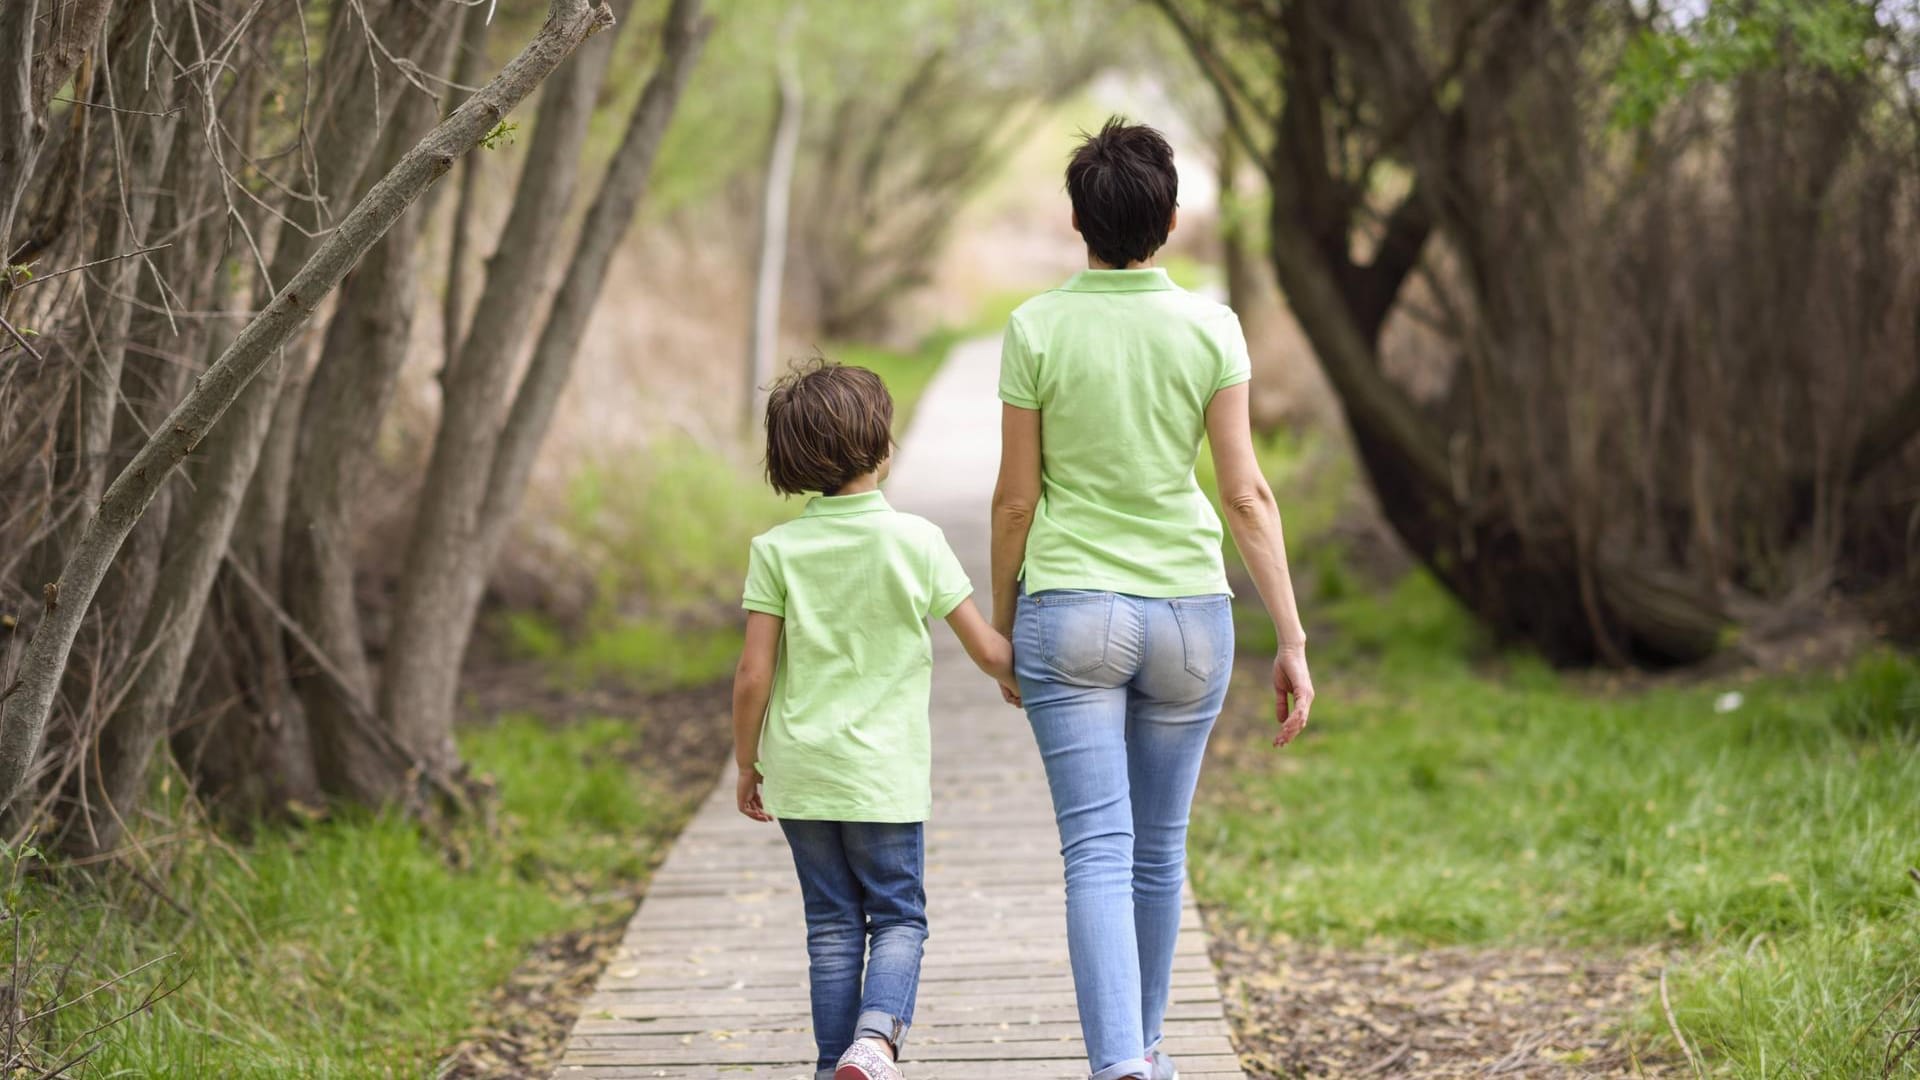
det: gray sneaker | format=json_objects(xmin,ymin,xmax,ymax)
[{"xmin": 1146, "ymin": 1049, "xmax": 1178, "ymax": 1080}]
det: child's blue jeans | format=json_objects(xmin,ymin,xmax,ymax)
[
  {"xmin": 1013, "ymin": 588, "xmax": 1233, "ymax": 1080},
  {"xmin": 779, "ymin": 818, "xmax": 927, "ymax": 1075}
]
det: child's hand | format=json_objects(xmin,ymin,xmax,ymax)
[
  {"xmin": 998, "ymin": 680, "xmax": 1022, "ymax": 708},
  {"xmin": 736, "ymin": 768, "xmax": 772, "ymax": 822}
]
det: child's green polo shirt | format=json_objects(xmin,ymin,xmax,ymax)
[
  {"xmin": 998, "ymin": 267, "xmax": 1252, "ymax": 598},
  {"xmin": 741, "ymin": 490, "xmax": 971, "ymax": 823}
]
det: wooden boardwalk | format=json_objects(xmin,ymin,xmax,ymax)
[{"xmin": 555, "ymin": 339, "xmax": 1246, "ymax": 1079}]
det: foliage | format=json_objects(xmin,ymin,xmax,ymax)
[
  {"xmin": 1192, "ymin": 566, "xmax": 1920, "ymax": 1074},
  {"xmin": 480, "ymin": 120, "xmax": 521, "ymax": 150},
  {"xmin": 1612, "ymin": 0, "xmax": 1886, "ymax": 128},
  {"xmin": 8, "ymin": 717, "xmax": 686, "ymax": 1076},
  {"xmin": 560, "ymin": 437, "xmax": 793, "ymax": 615}
]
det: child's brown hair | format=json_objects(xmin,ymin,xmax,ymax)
[{"xmin": 763, "ymin": 359, "xmax": 894, "ymax": 496}]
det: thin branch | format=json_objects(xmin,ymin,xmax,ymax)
[
  {"xmin": 0, "ymin": 313, "xmax": 43, "ymax": 361},
  {"xmin": 218, "ymin": 552, "xmax": 378, "ymax": 725},
  {"xmin": 20, "ymin": 952, "xmax": 179, "ymax": 1026},
  {"xmin": 50, "ymin": 96, "xmax": 183, "ymax": 118},
  {"xmin": 1145, "ymin": 0, "xmax": 1268, "ymax": 168},
  {"xmin": 1659, "ymin": 968, "xmax": 1704, "ymax": 1079},
  {"xmin": 14, "ymin": 243, "xmax": 171, "ymax": 289}
]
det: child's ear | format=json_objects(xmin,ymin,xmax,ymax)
[
  {"xmin": 1070, "ymin": 208, "xmax": 1080, "ymax": 235},
  {"xmin": 1167, "ymin": 207, "xmax": 1179, "ymax": 235}
]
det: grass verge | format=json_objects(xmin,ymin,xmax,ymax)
[
  {"xmin": 14, "ymin": 715, "xmax": 697, "ymax": 1078},
  {"xmin": 1195, "ymin": 557, "xmax": 1920, "ymax": 1075}
]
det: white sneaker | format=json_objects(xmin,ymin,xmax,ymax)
[
  {"xmin": 835, "ymin": 1038, "xmax": 903, "ymax": 1080},
  {"xmin": 1147, "ymin": 1049, "xmax": 1179, "ymax": 1080}
]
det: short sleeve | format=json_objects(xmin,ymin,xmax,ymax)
[
  {"xmin": 742, "ymin": 536, "xmax": 785, "ymax": 617},
  {"xmin": 926, "ymin": 529, "xmax": 973, "ymax": 619},
  {"xmin": 1215, "ymin": 309, "xmax": 1252, "ymax": 392},
  {"xmin": 997, "ymin": 316, "xmax": 1041, "ymax": 410}
]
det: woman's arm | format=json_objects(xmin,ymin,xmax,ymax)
[
  {"xmin": 731, "ymin": 612, "xmax": 782, "ymax": 821},
  {"xmin": 1205, "ymin": 383, "xmax": 1314, "ymax": 746},
  {"xmin": 990, "ymin": 403, "xmax": 1042, "ymax": 638}
]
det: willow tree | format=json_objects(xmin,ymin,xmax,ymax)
[{"xmin": 1153, "ymin": 0, "xmax": 1920, "ymax": 664}]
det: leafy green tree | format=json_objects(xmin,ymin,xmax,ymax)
[{"xmin": 1154, "ymin": 0, "xmax": 1920, "ymax": 664}]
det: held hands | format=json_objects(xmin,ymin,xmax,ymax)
[
  {"xmin": 736, "ymin": 767, "xmax": 772, "ymax": 822},
  {"xmin": 992, "ymin": 619, "xmax": 1021, "ymax": 707},
  {"xmin": 1273, "ymin": 644, "xmax": 1314, "ymax": 748}
]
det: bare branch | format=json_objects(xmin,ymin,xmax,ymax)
[
  {"xmin": 1145, "ymin": 0, "xmax": 1267, "ymax": 169},
  {"xmin": 50, "ymin": 97, "xmax": 183, "ymax": 119},
  {"xmin": 15, "ymin": 244, "xmax": 172, "ymax": 289}
]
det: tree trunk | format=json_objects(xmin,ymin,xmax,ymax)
[
  {"xmin": 441, "ymin": 4, "xmax": 492, "ymax": 380},
  {"xmin": 1186, "ymin": 0, "xmax": 1730, "ymax": 665},
  {"xmin": 27, "ymin": 0, "xmax": 115, "ymax": 125},
  {"xmin": 1217, "ymin": 130, "xmax": 1259, "ymax": 336},
  {"xmin": 186, "ymin": 0, "xmax": 445, "ymax": 812},
  {"xmin": 0, "ymin": 0, "xmax": 42, "ymax": 265},
  {"xmin": 479, "ymin": 0, "xmax": 710, "ymax": 576},
  {"xmin": 744, "ymin": 8, "xmax": 802, "ymax": 431},
  {"xmin": 291, "ymin": 29, "xmax": 465, "ymax": 804},
  {"xmin": 65, "ymin": 2, "xmax": 175, "ymax": 552},
  {"xmin": 381, "ymin": 0, "xmax": 709, "ymax": 773},
  {"xmin": 0, "ymin": 0, "xmax": 617, "ymax": 817},
  {"xmin": 379, "ymin": 0, "xmax": 638, "ymax": 781}
]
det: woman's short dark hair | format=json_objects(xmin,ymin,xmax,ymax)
[
  {"xmin": 763, "ymin": 359, "xmax": 894, "ymax": 496},
  {"xmin": 1066, "ymin": 117, "xmax": 1178, "ymax": 268}
]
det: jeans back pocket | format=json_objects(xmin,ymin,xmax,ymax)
[
  {"xmin": 1034, "ymin": 591, "xmax": 1115, "ymax": 678},
  {"xmin": 1171, "ymin": 594, "xmax": 1233, "ymax": 681}
]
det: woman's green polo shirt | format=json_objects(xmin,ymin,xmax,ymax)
[
  {"xmin": 998, "ymin": 267, "xmax": 1252, "ymax": 598},
  {"xmin": 741, "ymin": 490, "xmax": 972, "ymax": 823}
]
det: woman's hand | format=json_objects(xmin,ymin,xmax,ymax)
[
  {"xmin": 736, "ymin": 767, "xmax": 772, "ymax": 822},
  {"xmin": 1272, "ymin": 645, "xmax": 1313, "ymax": 747}
]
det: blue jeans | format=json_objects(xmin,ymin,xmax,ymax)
[
  {"xmin": 1014, "ymin": 589, "xmax": 1233, "ymax": 1080},
  {"xmin": 779, "ymin": 818, "xmax": 928, "ymax": 1075}
]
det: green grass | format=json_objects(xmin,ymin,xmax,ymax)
[
  {"xmin": 15, "ymin": 717, "xmax": 687, "ymax": 1078},
  {"xmin": 1184, "ymin": 402, "xmax": 1918, "ymax": 1074},
  {"xmin": 1192, "ymin": 564, "xmax": 1920, "ymax": 1075},
  {"xmin": 504, "ymin": 609, "xmax": 744, "ymax": 691}
]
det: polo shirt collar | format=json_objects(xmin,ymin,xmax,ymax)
[
  {"xmin": 1060, "ymin": 267, "xmax": 1176, "ymax": 293},
  {"xmin": 802, "ymin": 489, "xmax": 891, "ymax": 517}
]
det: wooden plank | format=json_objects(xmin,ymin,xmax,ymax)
[{"xmin": 553, "ymin": 338, "xmax": 1245, "ymax": 1078}]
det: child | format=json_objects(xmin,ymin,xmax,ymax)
[{"xmin": 731, "ymin": 360, "xmax": 1014, "ymax": 1080}]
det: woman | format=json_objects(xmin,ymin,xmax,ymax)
[{"xmin": 989, "ymin": 118, "xmax": 1314, "ymax": 1080}]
